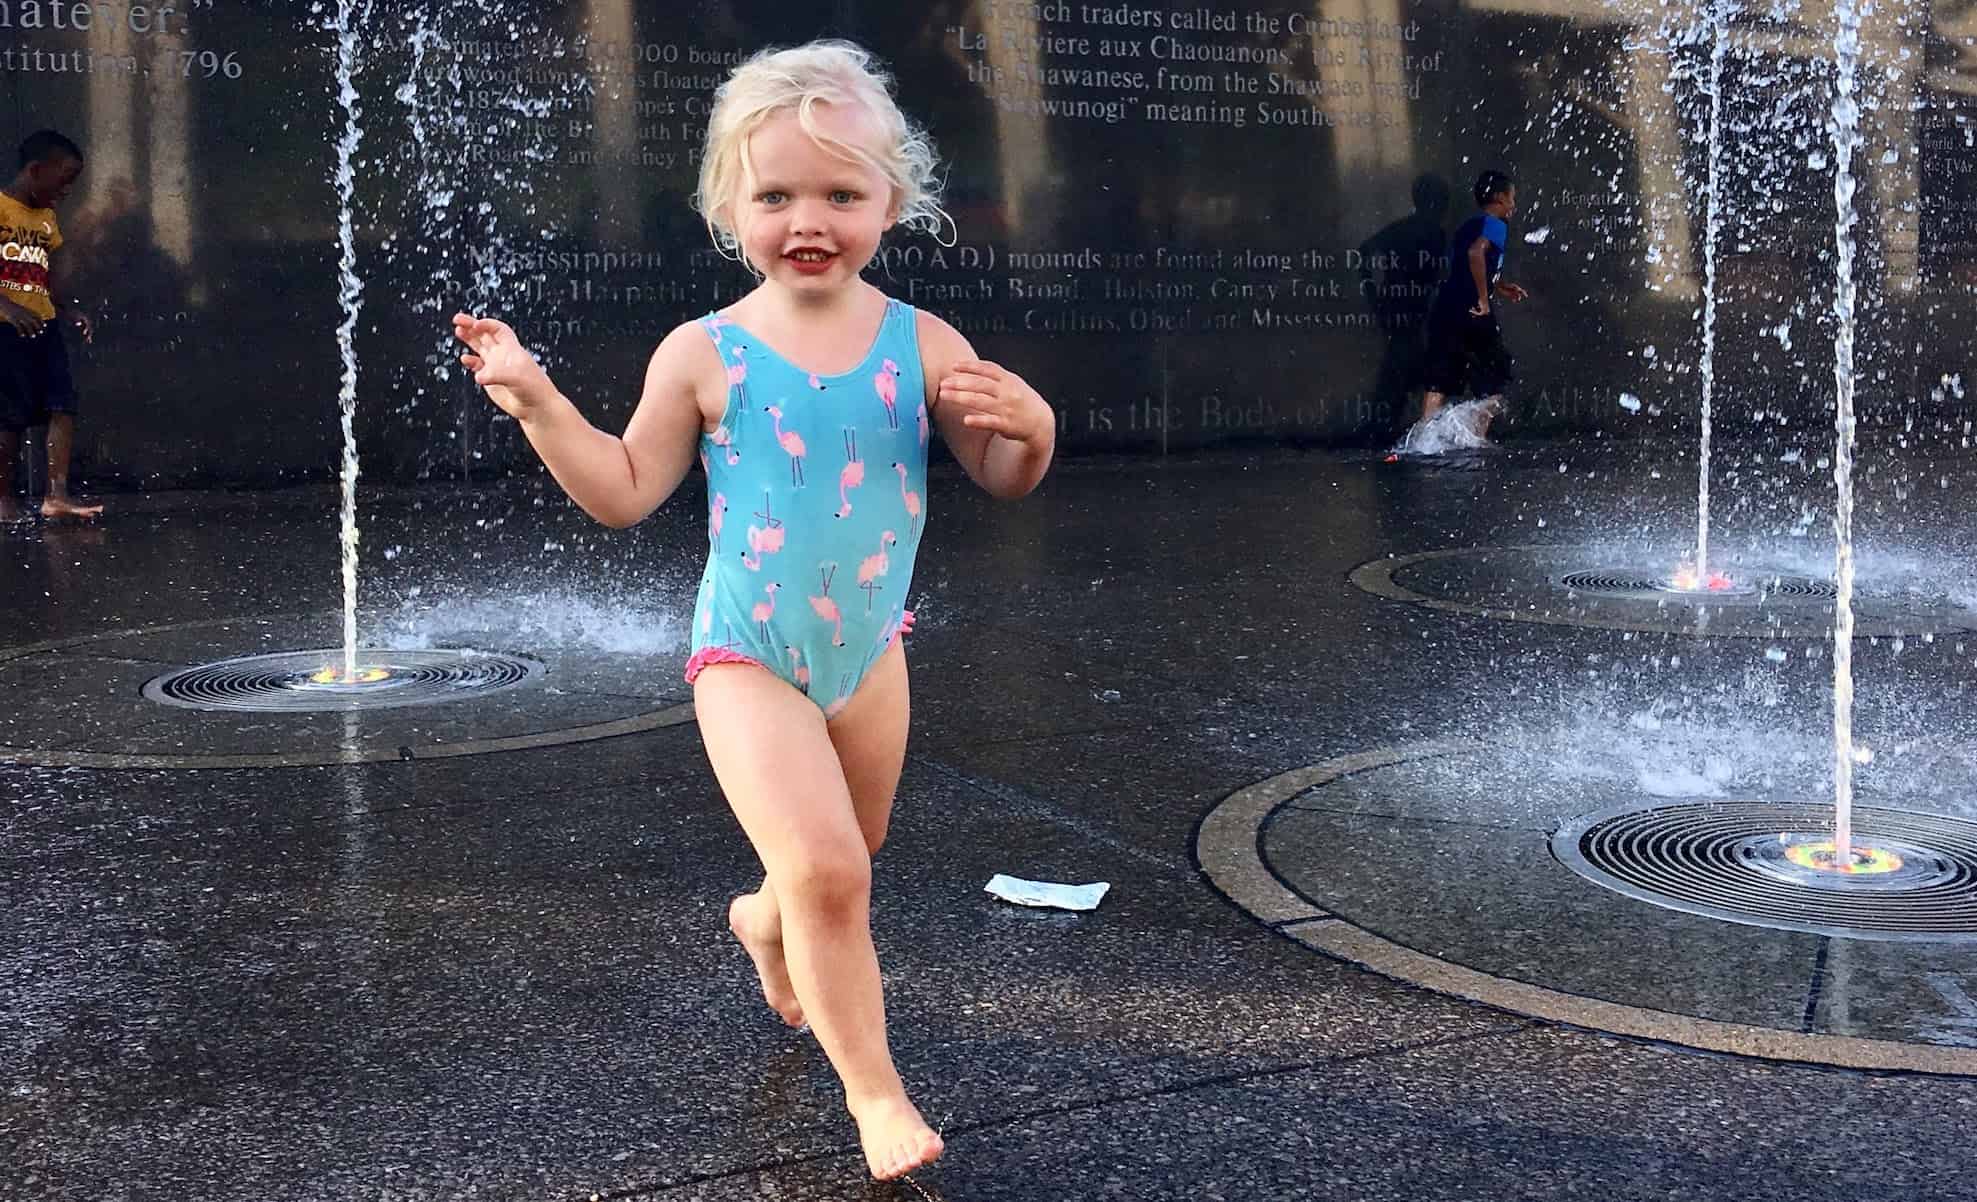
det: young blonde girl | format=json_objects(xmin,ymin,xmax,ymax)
[{"xmin": 452, "ymin": 40, "xmax": 1054, "ymax": 1181}]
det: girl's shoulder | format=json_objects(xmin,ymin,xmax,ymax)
[
  {"xmin": 658, "ymin": 314, "xmax": 731, "ymax": 360},
  {"xmin": 911, "ymin": 305, "xmax": 970, "ymax": 364},
  {"xmin": 647, "ymin": 318, "xmax": 731, "ymax": 428}
]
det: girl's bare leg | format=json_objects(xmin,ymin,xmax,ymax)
[
  {"xmin": 727, "ymin": 640, "xmax": 910, "ymax": 1029},
  {"xmin": 727, "ymin": 885, "xmax": 805, "ymax": 1027},
  {"xmin": 830, "ymin": 639, "xmax": 910, "ymax": 855},
  {"xmin": 695, "ymin": 651, "xmax": 940, "ymax": 1179}
]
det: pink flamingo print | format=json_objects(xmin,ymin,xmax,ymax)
[
  {"xmin": 766, "ymin": 405, "xmax": 806, "ymax": 486},
  {"xmin": 787, "ymin": 645, "xmax": 810, "ymax": 690},
  {"xmin": 710, "ymin": 425, "xmax": 739, "ymax": 466},
  {"xmin": 857, "ymin": 530, "xmax": 896, "ymax": 612},
  {"xmin": 742, "ymin": 523, "xmax": 786, "ymax": 570},
  {"xmin": 808, "ymin": 563, "xmax": 846, "ymax": 647},
  {"xmin": 809, "ymin": 372, "xmax": 824, "ymax": 391},
  {"xmin": 741, "ymin": 493, "xmax": 785, "ymax": 570},
  {"xmin": 708, "ymin": 492, "xmax": 728, "ymax": 551},
  {"xmin": 892, "ymin": 461, "xmax": 922, "ymax": 531},
  {"xmin": 917, "ymin": 401, "xmax": 929, "ymax": 447},
  {"xmin": 874, "ymin": 358, "xmax": 901, "ymax": 429},
  {"xmin": 751, "ymin": 582, "xmax": 781, "ymax": 639},
  {"xmin": 836, "ymin": 428, "xmax": 864, "ymax": 519},
  {"xmin": 726, "ymin": 345, "xmax": 748, "ymax": 386}
]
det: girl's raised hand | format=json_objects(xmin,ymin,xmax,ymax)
[
  {"xmin": 937, "ymin": 359, "xmax": 1052, "ymax": 443},
  {"xmin": 452, "ymin": 312, "xmax": 555, "ymax": 419}
]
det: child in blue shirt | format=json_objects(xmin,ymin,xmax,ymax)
[{"xmin": 1410, "ymin": 170, "xmax": 1528, "ymax": 445}]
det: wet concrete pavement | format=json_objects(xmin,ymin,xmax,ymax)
[{"xmin": 8, "ymin": 437, "xmax": 1977, "ymax": 1199}]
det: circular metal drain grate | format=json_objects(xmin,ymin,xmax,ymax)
[
  {"xmin": 1758, "ymin": 577, "xmax": 1840, "ymax": 599},
  {"xmin": 143, "ymin": 648, "xmax": 545, "ymax": 712},
  {"xmin": 1552, "ymin": 570, "xmax": 1842, "ymax": 601},
  {"xmin": 1552, "ymin": 800, "xmax": 1977, "ymax": 941},
  {"xmin": 1553, "ymin": 570, "xmax": 1740, "ymax": 599}
]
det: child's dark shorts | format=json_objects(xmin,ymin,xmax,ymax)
[
  {"xmin": 1422, "ymin": 306, "xmax": 1515, "ymax": 399},
  {"xmin": 0, "ymin": 322, "xmax": 78, "ymax": 433}
]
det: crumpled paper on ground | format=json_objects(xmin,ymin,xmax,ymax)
[{"xmin": 984, "ymin": 874, "xmax": 1110, "ymax": 911}]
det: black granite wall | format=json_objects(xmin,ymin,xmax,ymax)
[{"xmin": 2, "ymin": 0, "xmax": 1972, "ymax": 487}]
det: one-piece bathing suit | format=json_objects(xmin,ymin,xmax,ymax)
[{"xmin": 683, "ymin": 298, "xmax": 930, "ymax": 716}]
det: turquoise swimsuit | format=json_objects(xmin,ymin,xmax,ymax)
[{"xmin": 684, "ymin": 298, "xmax": 929, "ymax": 715}]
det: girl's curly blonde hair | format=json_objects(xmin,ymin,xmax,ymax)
[{"xmin": 694, "ymin": 40, "xmax": 952, "ymax": 259}]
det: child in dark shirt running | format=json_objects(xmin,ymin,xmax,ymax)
[{"xmin": 1404, "ymin": 170, "xmax": 1528, "ymax": 448}]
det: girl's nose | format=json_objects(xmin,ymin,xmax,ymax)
[{"xmin": 788, "ymin": 199, "xmax": 828, "ymax": 236}]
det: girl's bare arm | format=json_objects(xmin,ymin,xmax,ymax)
[{"xmin": 455, "ymin": 315, "xmax": 717, "ymax": 528}]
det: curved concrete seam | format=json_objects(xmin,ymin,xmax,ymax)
[
  {"xmin": 0, "ymin": 610, "xmax": 335, "ymax": 665},
  {"xmin": 0, "ymin": 615, "xmax": 699, "ymax": 769},
  {"xmin": 0, "ymin": 703, "xmax": 698, "ymax": 770},
  {"xmin": 1283, "ymin": 918, "xmax": 1977, "ymax": 1075},
  {"xmin": 1198, "ymin": 742, "xmax": 1977, "ymax": 1077},
  {"xmin": 1198, "ymin": 737, "xmax": 1484, "ymax": 923}
]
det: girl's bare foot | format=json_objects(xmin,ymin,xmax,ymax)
[
  {"xmin": 728, "ymin": 893, "xmax": 804, "ymax": 1027},
  {"xmin": 849, "ymin": 1093, "xmax": 944, "ymax": 1180}
]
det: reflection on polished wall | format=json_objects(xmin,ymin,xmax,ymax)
[
  {"xmin": 84, "ymin": 12, "xmax": 193, "ymax": 271},
  {"xmin": 587, "ymin": 0, "xmax": 645, "ymax": 249},
  {"xmin": 0, "ymin": 0, "xmax": 1970, "ymax": 486},
  {"xmin": 1302, "ymin": 0, "xmax": 1418, "ymax": 238}
]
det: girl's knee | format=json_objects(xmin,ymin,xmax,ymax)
[{"xmin": 776, "ymin": 846, "xmax": 872, "ymax": 915}]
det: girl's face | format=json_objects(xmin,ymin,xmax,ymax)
[{"xmin": 734, "ymin": 102, "xmax": 898, "ymax": 294}]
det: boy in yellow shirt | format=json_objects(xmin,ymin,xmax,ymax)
[{"xmin": 0, "ymin": 130, "xmax": 98, "ymax": 520}]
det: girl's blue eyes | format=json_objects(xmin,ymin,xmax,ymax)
[{"xmin": 755, "ymin": 192, "xmax": 860, "ymax": 205}]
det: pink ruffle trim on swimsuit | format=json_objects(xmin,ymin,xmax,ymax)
[
  {"xmin": 682, "ymin": 609, "xmax": 915, "ymax": 685},
  {"xmin": 683, "ymin": 645, "xmax": 765, "ymax": 684}
]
